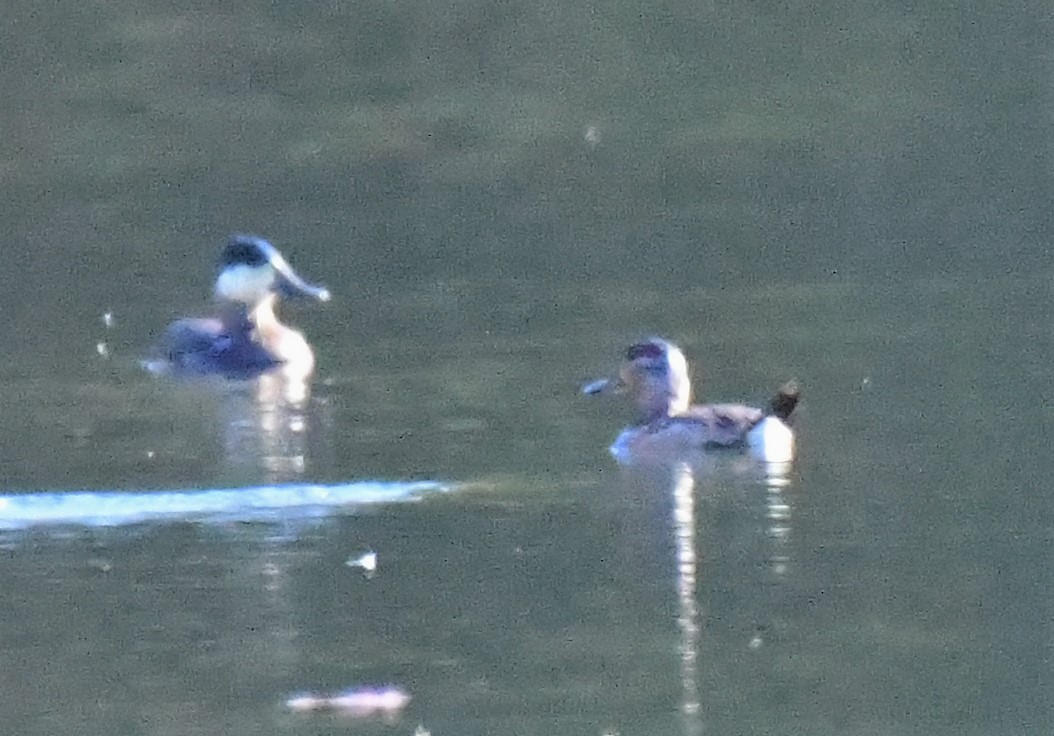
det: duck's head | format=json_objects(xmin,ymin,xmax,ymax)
[
  {"xmin": 214, "ymin": 234, "xmax": 331, "ymax": 308},
  {"xmin": 583, "ymin": 337, "xmax": 693, "ymax": 420}
]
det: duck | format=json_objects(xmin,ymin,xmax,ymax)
[
  {"xmin": 583, "ymin": 337, "xmax": 799, "ymax": 462},
  {"xmin": 148, "ymin": 234, "xmax": 330, "ymax": 380}
]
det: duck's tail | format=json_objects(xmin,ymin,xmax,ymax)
[{"xmin": 767, "ymin": 381, "xmax": 800, "ymax": 421}]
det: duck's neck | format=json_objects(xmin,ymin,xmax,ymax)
[
  {"xmin": 668, "ymin": 382, "xmax": 691, "ymax": 416},
  {"xmin": 218, "ymin": 296, "xmax": 280, "ymax": 339},
  {"xmin": 637, "ymin": 382, "xmax": 692, "ymax": 423},
  {"xmin": 217, "ymin": 302, "xmax": 252, "ymax": 335},
  {"xmin": 248, "ymin": 294, "xmax": 281, "ymax": 334}
]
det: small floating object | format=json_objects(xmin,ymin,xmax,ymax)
[
  {"xmin": 346, "ymin": 550, "xmax": 378, "ymax": 577},
  {"xmin": 584, "ymin": 124, "xmax": 601, "ymax": 149},
  {"xmin": 87, "ymin": 557, "xmax": 113, "ymax": 573},
  {"xmin": 101, "ymin": 311, "xmax": 116, "ymax": 328},
  {"xmin": 581, "ymin": 377, "xmax": 613, "ymax": 395},
  {"xmin": 286, "ymin": 687, "xmax": 411, "ymax": 716}
]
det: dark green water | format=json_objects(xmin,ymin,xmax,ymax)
[{"xmin": 1, "ymin": 0, "xmax": 1052, "ymax": 733}]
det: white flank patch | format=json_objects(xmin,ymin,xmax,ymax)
[{"xmin": 747, "ymin": 416, "xmax": 795, "ymax": 464}]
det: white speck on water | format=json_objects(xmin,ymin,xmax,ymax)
[
  {"xmin": 584, "ymin": 124, "xmax": 601, "ymax": 149},
  {"xmin": 102, "ymin": 312, "xmax": 115, "ymax": 328},
  {"xmin": 87, "ymin": 558, "xmax": 113, "ymax": 572},
  {"xmin": 346, "ymin": 550, "xmax": 378, "ymax": 576},
  {"xmin": 581, "ymin": 377, "xmax": 612, "ymax": 395},
  {"xmin": 285, "ymin": 686, "xmax": 411, "ymax": 715},
  {"xmin": 96, "ymin": 342, "xmax": 110, "ymax": 358}
]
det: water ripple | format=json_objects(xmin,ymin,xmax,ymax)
[{"xmin": 0, "ymin": 481, "xmax": 447, "ymax": 530}]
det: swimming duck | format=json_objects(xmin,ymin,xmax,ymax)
[
  {"xmin": 583, "ymin": 337, "xmax": 799, "ymax": 462},
  {"xmin": 150, "ymin": 234, "xmax": 330, "ymax": 379}
]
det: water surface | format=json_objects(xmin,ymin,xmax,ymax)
[{"xmin": 1, "ymin": 0, "xmax": 1052, "ymax": 734}]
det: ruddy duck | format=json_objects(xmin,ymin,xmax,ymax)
[
  {"xmin": 149, "ymin": 234, "xmax": 330, "ymax": 379},
  {"xmin": 584, "ymin": 338, "xmax": 799, "ymax": 462}
]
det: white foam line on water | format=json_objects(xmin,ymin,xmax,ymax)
[{"xmin": 0, "ymin": 481, "xmax": 448, "ymax": 530}]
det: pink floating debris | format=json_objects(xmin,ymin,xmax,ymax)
[{"xmin": 286, "ymin": 687, "xmax": 411, "ymax": 717}]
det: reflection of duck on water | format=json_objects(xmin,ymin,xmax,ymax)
[
  {"xmin": 146, "ymin": 234, "xmax": 330, "ymax": 381},
  {"xmin": 609, "ymin": 454, "xmax": 799, "ymax": 736},
  {"xmin": 584, "ymin": 338, "xmax": 799, "ymax": 463}
]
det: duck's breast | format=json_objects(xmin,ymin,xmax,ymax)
[{"xmin": 259, "ymin": 324, "xmax": 315, "ymax": 379}]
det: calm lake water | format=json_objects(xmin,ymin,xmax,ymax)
[{"xmin": 2, "ymin": 0, "xmax": 1052, "ymax": 734}]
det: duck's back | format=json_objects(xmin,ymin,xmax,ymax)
[
  {"xmin": 609, "ymin": 403, "xmax": 765, "ymax": 460},
  {"xmin": 159, "ymin": 318, "xmax": 281, "ymax": 378},
  {"xmin": 682, "ymin": 403, "xmax": 766, "ymax": 446}
]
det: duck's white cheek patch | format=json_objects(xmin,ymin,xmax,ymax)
[{"xmin": 215, "ymin": 265, "xmax": 275, "ymax": 304}]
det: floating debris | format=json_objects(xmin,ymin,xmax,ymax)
[
  {"xmin": 346, "ymin": 550, "xmax": 378, "ymax": 577},
  {"xmin": 584, "ymin": 124, "xmax": 601, "ymax": 149},
  {"xmin": 581, "ymin": 377, "xmax": 613, "ymax": 395},
  {"xmin": 87, "ymin": 557, "xmax": 113, "ymax": 573},
  {"xmin": 286, "ymin": 687, "xmax": 411, "ymax": 717},
  {"xmin": 95, "ymin": 342, "xmax": 110, "ymax": 358},
  {"xmin": 101, "ymin": 312, "xmax": 116, "ymax": 328}
]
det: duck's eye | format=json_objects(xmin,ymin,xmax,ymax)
[{"xmin": 626, "ymin": 342, "xmax": 665, "ymax": 361}]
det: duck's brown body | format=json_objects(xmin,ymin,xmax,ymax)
[{"xmin": 585, "ymin": 338, "xmax": 799, "ymax": 461}]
